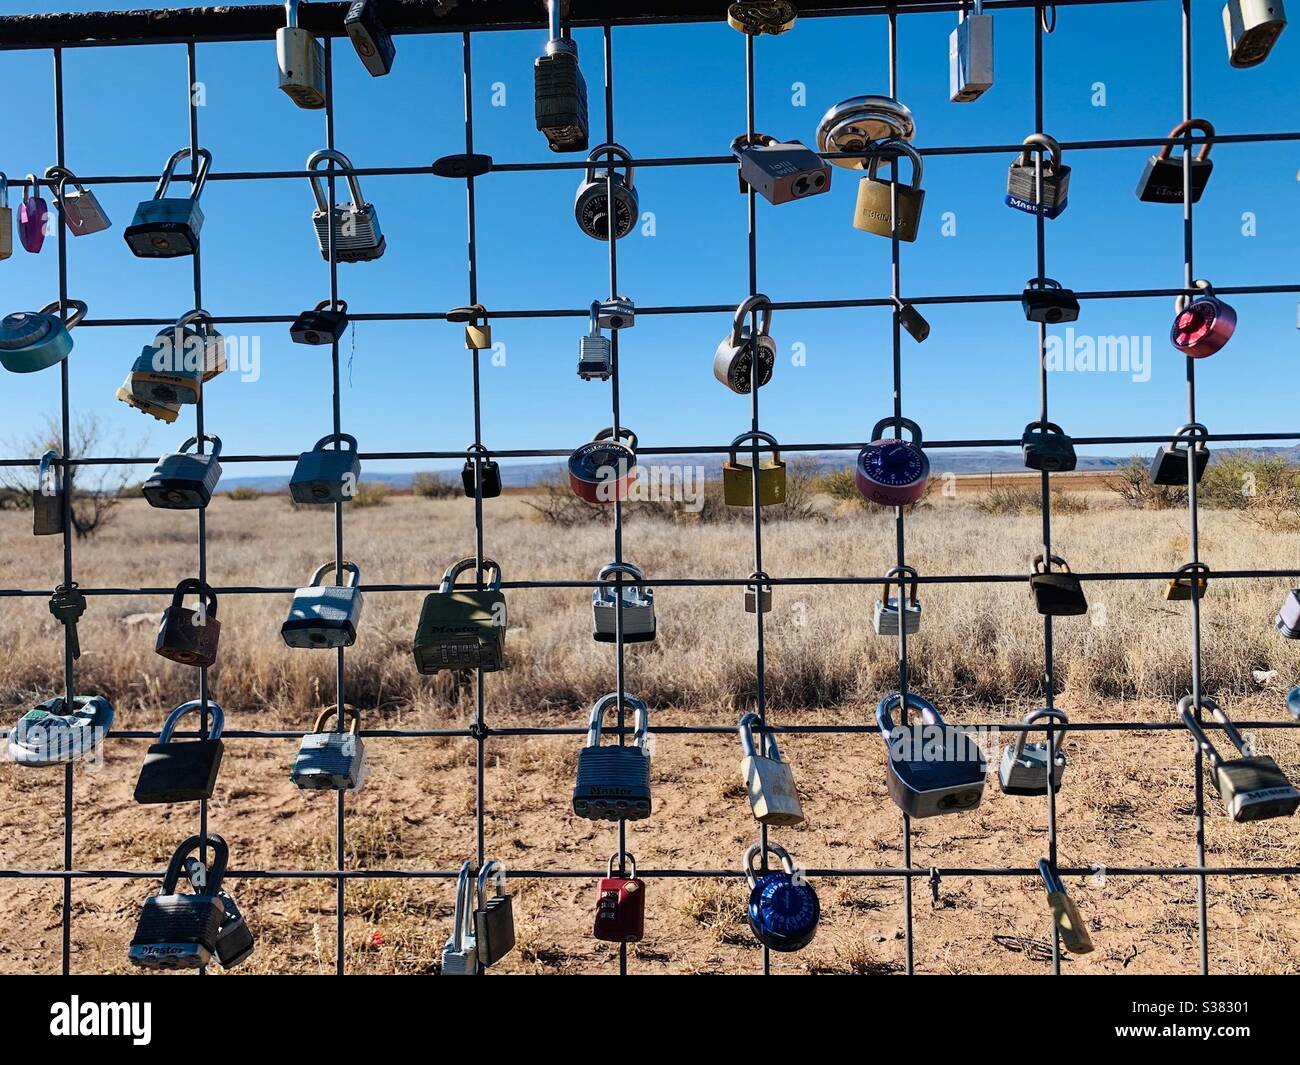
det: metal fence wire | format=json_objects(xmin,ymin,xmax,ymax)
[{"xmin": 1, "ymin": 0, "xmax": 1298, "ymax": 976}]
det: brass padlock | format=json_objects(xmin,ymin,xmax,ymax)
[
  {"xmin": 1038, "ymin": 859, "xmax": 1094, "ymax": 954},
  {"xmin": 1165, "ymin": 561, "xmax": 1210, "ymax": 602},
  {"xmin": 853, "ymin": 140, "xmax": 925, "ymax": 242},
  {"xmin": 449, "ymin": 304, "xmax": 491, "ymax": 350},
  {"xmin": 722, "ymin": 431, "xmax": 787, "ymax": 507}
]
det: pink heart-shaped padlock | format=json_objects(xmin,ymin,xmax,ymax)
[{"xmin": 18, "ymin": 176, "xmax": 48, "ymax": 253}]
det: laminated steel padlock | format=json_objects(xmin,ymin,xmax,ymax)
[
  {"xmin": 214, "ymin": 890, "xmax": 255, "ymax": 968},
  {"xmin": 856, "ymin": 417, "xmax": 930, "ymax": 506},
  {"xmin": 47, "ymin": 166, "xmax": 111, "ymax": 235},
  {"xmin": 142, "ymin": 434, "xmax": 223, "ymax": 510},
  {"xmin": 1150, "ymin": 423, "xmax": 1210, "ymax": 486},
  {"xmin": 1006, "ymin": 134, "xmax": 1070, "ymax": 217},
  {"xmin": 127, "ymin": 310, "xmax": 226, "ymax": 407},
  {"xmin": 290, "ymin": 300, "xmax": 349, "ymax": 345},
  {"xmin": 129, "ymin": 835, "xmax": 228, "ymax": 970},
  {"xmin": 0, "ymin": 173, "xmax": 11, "ymax": 260},
  {"xmin": 1180, "ymin": 695, "xmax": 1300, "ymax": 822},
  {"xmin": 573, "ymin": 692, "xmax": 652, "ymax": 822},
  {"xmin": 277, "ymin": 0, "xmax": 326, "ymax": 108},
  {"xmin": 999, "ymin": 708, "xmax": 1068, "ymax": 796},
  {"xmin": 1039, "ymin": 859, "xmax": 1094, "ymax": 955},
  {"xmin": 592, "ymin": 562, "xmax": 656, "ymax": 643},
  {"xmin": 124, "ymin": 147, "xmax": 211, "ymax": 258},
  {"xmin": 0, "ymin": 299, "xmax": 86, "ymax": 374},
  {"xmin": 7, "ymin": 694, "xmax": 113, "ymax": 767},
  {"xmin": 853, "ymin": 141, "xmax": 924, "ymax": 242},
  {"xmin": 474, "ymin": 861, "xmax": 516, "ymax": 968},
  {"xmin": 569, "ymin": 427, "xmax": 638, "ymax": 504},
  {"xmin": 534, "ymin": 0, "xmax": 589, "ymax": 153},
  {"xmin": 134, "ymin": 700, "xmax": 225, "ymax": 805},
  {"xmin": 441, "ymin": 860, "xmax": 480, "ymax": 975},
  {"xmin": 291, "ymin": 704, "xmax": 366, "ymax": 791},
  {"xmin": 414, "ymin": 557, "xmax": 506, "ymax": 673},
  {"xmin": 1171, "ymin": 280, "xmax": 1236, "ymax": 358},
  {"xmin": 1030, "ymin": 553, "xmax": 1088, "ymax": 617},
  {"xmin": 344, "ymin": 0, "xmax": 396, "ymax": 78},
  {"xmin": 1022, "ymin": 277, "xmax": 1080, "ymax": 324},
  {"xmin": 32, "ymin": 450, "xmax": 65, "ymax": 536},
  {"xmin": 732, "ymin": 132, "xmax": 831, "ymax": 205},
  {"xmin": 745, "ymin": 570, "xmax": 773, "ymax": 614},
  {"xmin": 873, "ymin": 564, "xmax": 922, "ymax": 636},
  {"xmin": 598, "ymin": 297, "xmax": 635, "ymax": 330},
  {"xmin": 117, "ymin": 383, "xmax": 181, "ymax": 424},
  {"xmin": 1165, "ymin": 561, "xmax": 1210, "ymax": 602},
  {"xmin": 714, "ymin": 294, "xmax": 776, "ymax": 394},
  {"xmin": 593, "ymin": 853, "xmax": 645, "ymax": 943},
  {"xmin": 723, "ymin": 431, "xmax": 787, "ymax": 507},
  {"xmin": 738, "ymin": 712, "xmax": 805, "ymax": 827},
  {"xmin": 574, "ymin": 144, "xmax": 638, "ymax": 240},
  {"xmin": 307, "ymin": 149, "xmax": 386, "ymax": 262},
  {"xmin": 817, "ymin": 95, "xmax": 916, "ymax": 169},
  {"xmin": 155, "ymin": 578, "xmax": 221, "ymax": 667},
  {"xmin": 282, "ymin": 561, "xmax": 364, "ymax": 648},
  {"xmin": 727, "ymin": 0, "xmax": 798, "ymax": 34},
  {"xmin": 743, "ymin": 843, "xmax": 820, "ymax": 952},
  {"xmin": 1021, "ymin": 420, "xmax": 1077, "ymax": 472},
  {"xmin": 1275, "ymin": 588, "xmax": 1300, "ymax": 639},
  {"xmin": 949, "ymin": 0, "xmax": 994, "ymax": 102},
  {"xmin": 578, "ymin": 300, "xmax": 612, "ymax": 381},
  {"xmin": 1224, "ymin": 0, "xmax": 1287, "ymax": 66},
  {"xmin": 17, "ymin": 174, "xmax": 48, "ymax": 253},
  {"xmin": 290, "ymin": 433, "xmax": 361, "ymax": 504},
  {"xmin": 877, "ymin": 691, "xmax": 986, "ymax": 817},
  {"xmin": 1137, "ymin": 119, "xmax": 1215, "ymax": 203},
  {"xmin": 448, "ymin": 304, "xmax": 492, "ymax": 350},
  {"xmin": 461, "ymin": 444, "xmax": 503, "ymax": 499},
  {"xmin": 49, "ymin": 583, "xmax": 87, "ymax": 661}
]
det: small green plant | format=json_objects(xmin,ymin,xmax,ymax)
[
  {"xmin": 227, "ymin": 486, "xmax": 263, "ymax": 501},
  {"xmin": 351, "ymin": 483, "xmax": 391, "ymax": 508}
]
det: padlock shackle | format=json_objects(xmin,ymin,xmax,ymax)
[
  {"xmin": 592, "ymin": 425, "xmax": 638, "ymax": 452},
  {"xmin": 476, "ymin": 859, "xmax": 505, "ymax": 908},
  {"xmin": 38, "ymin": 449, "xmax": 61, "ymax": 492},
  {"xmin": 20, "ymin": 173, "xmax": 42, "ymax": 199},
  {"xmin": 37, "ymin": 299, "xmax": 88, "ymax": 331},
  {"xmin": 585, "ymin": 692, "xmax": 650, "ymax": 751},
  {"xmin": 160, "ymin": 833, "xmax": 229, "ymax": 896},
  {"xmin": 1037, "ymin": 857, "xmax": 1065, "ymax": 896},
  {"xmin": 597, "ymin": 561, "xmax": 645, "ymax": 585},
  {"xmin": 1171, "ymin": 422, "xmax": 1209, "ymax": 445},
  {"xmin": 159, "ymin": 698, "xmax": 225, "ymax": 745},
  {"xmin": 173, "ymin": 308, "xmax": 218, "ymax": 335},
  {"xmin": 743, "ymin": 842, "xmax": 795, "ymax": 888},
  {"xmin": 730, "ymin": 294, "xmax": 773, "ymax": 347},
  {"xmin": 1011, "ymin": 707, "xmax": 1069, "ymax": 761},
  {"xmin": 440, "ymin": 556, "xmax": 503, "ymax": 592},
  {"xmin": 311, "ymin": 432, "xmax": 359, "ymax": 453},
  {"xmin": 450, "ymin": 859, "xmax": 475, "ymax": 953},
  {"xmin": 1023, "ymin": 419, "xmax": 1067, "ymax": 437},
  {"xmin": 1017, "ymin": 133, "xmax": 1063, "ymax": 171},
  {"xmin": 1179, "ymin": 695, "xmax": 1227, "ymax": 768},
  {"xmin": 311, "ymin": 703, "xmax": 361, "ymax": 735},
  {"xmin": 306, "ymin": 148, "xmax": 368, "ymax": 213},
  {"xmin": 1025, "ymin": 277, "xmax": 1063, "ymax": 292},
  {"xmin": 588, "ymin": 299, "xmax": 602, "ymax": 336},
  {"xmin": 1160, "ymin": 118, "xmax": 1215, "ymax": 162},
  {"xmin": 308, "ymin": 559, "xmax": 360, "ymax": 588},
  {"xmin": 727, "ymin": 430, "xmax": 782, "ymax": 467},
  {"xmin": 607, "ymin": 851, "xmax": 637, "ymax": 879},
  {"xmin": 177, "ymin": 433, "xmax": 222, "ymax": 461},
  {"xmin": 584, "ymin": 143, "xmax": 635, "ymax": 187},
  {"xmin": 154, "ymin": 147, "xmax": 212, "ymax": 202},
  {"xmin": 312, "ymin": 298, "xmax": 348, "ymax": 314},
  {"xmin": 876, "ymin": 690, "xmax": 944, "ymax": 736},
  {"xmin": 869, "ymin": 416, "xmax": 923, "ymax": 447},
  {"xmin": 446, "ymin": 304, "xmax": 486, "ymax": 324},
  {"xmin": 1175, "ymin": 279, "xmax": 1219, "ymax": 315},
  {"xmin": 1031, "ymin": 552, "xmax": 1071, "ymax": 575},
  {"xmin": 0, "ymin": 172, "xmax": 7, "ymax": 209},
  {"xmin": 284, "ymin": 0, "xmax": 302, "ymax": 28},
  {"xmin": 738, "ymin": 711, "xmax": 785, "ymax": 764},
  {"xmin": 169, "ymin": 576, "xmax": 218, "ymax": 618},
  {"xmin": 730, "ymin": 132, "xmax": 777, "ymax": 157},
  {"xmin": 866, "ymin": 139, "xmax": 923, "ymax": 188},
  {"xmin": 880, "ymin": 564, "xmax": 920, "ymax": 606}
]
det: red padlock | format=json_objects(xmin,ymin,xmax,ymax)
[
  {"xmin": 593, "ymin": 852, "xmax": 645, "ymax": 943},
  {"xmin": 1170, "ymin": 281, "xmax": 1236, "ymax": 358},
  {"xmin": 569, "ymin": 426, "xmax": 638, "ymax": 505},
  {"xmin": 18, "ymin": 174, "xmax": 48, "ymax": 253}
]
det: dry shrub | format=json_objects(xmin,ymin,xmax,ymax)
[
  {"xmin": 974, "ymin": 486, "xmax": 1090, "ymax": 516},
  {"xmin": 412, "ymin": 472, "xmax": 459, "ymax": 500},
  {"xmin": 227, "ymin": 486, "xmax": 263, "ymax": 501}
]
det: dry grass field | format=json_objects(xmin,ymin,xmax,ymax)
[{"xmin": 2, "ymin": 482, "xmax": 1299, "ymax": 975}]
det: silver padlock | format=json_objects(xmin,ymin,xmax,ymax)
[
  {"xmin": 949, "ymin": 0, "xmax": 994, "ymax": 102},
  {"xmin": 999, "ymin": 708, "xmax": 1069, "ymax": 796},
  {"xmin": 1223, "ymin": 0, "xmax": 1287, "ymax": 67},
  {"xmin": 46, "ymin": 166, "xmax": 111, "ymax": 236},
  {"xmin": 572, "ymin": 692, "xmax": 652, "ymax": 822},
  {"xmin": 277, "ymin": 0, "xmax": 326, "ymax": 109},
  {"xmin": 1181, "ymin": 695, "xmax": 1300, "ymax": 822},
  {"xmin": 281, "ymin": 561, "xmax": 364, "ymax": 649},
  {"xmin": 738, "ymin": 712, "xmax": 805, "ymax": 827},
  {"xmin": 877, "ymin": 691, "xmax": 986, "ymax": 818},
  {"xmin": 574, "ymin": 144, "xmax": 638, "ymax": 241},
  {"xmin": 592, "ymin": 562, "xmax": 656, "ymax": 643},
  {"xmin": 578, "ymin": 300, "xmax": 612, "ymax": 381},
  {"xmin": 440, "ymin": 860, "xmax": 480, "ymax": 975},
  {"xmin": 291, "ymin": 704, "xmax": 366, "ymax": 791},
  {"xmin": 873, "ymin": 565, "xmax": 922, "ymax": 636},
  {"xmin": 33, "ymin": 449, "xmax": 65, "ymax": 537},
  {"xmin": 307, "ymin": 149, "xmax": 386, "ymax": 262},
  {"xmin": 714, "ymin": 294, "xmax": 776, "ymax": 394}
]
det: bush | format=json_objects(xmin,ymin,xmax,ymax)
[
  {"xmin": 412, "ymin": 471, "xmax": 459, "ymax": 500},
  {"xmin": 351, "ymin": 483, "xmax": 391, "ymax": 508},
  {"xmin": 1107, "ymin": 453, "xmax": 1300, "ymax": 528},
  {"xmin": 227, "ymin": 486, "xmax": 262, "ymax": 501},
  {"xmin": 974, "ymin": 485, "xmax": 1090, "ymax": 516}
]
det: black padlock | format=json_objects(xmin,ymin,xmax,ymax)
[
  {"xmin": 1137, "ymin": 119, "xmax": 1215, "ymax": 204},
  {"xmin": 432, "ymin": 153, "xmax": 493, "ymax": 179},
  {"xmin": 344, "ymin": 0, "xmax": 396, "ymax": 78},
  {"xmin": 134, "ymin": 699, "xmax": 225, "ymax": 805},
  {"xmin": 290, "ymin": 299, "xmax": 349, "ymax": 346},
  {"xmin": 534, "ymin": 2, "xmax": 588, "ymax": 152},
  {"xmin": 214, "ymin": 890, "xmax": 255, "ymax": 968},
  {"xmin": 897, "ymin": 302, "xmax": 930, "ymax": 343},
  {"xmin": 1021, "ymin": 420, "xmax": 1077, "ymax": 472},
  {"xmin": 461, "ymin": 444, "xmax": 502, "ymax": 499},
  {"xmin": 1030, "ymin": 553, "xmax": 1088, "ymax": 617},
  {"xmin": 129, "ymin": 835, "xmax": 228, "ymax": 970},
  {"xmin": 155, "ymin": 578, "xmax": 220, "ymax": 667},
  {"xmin": 1022, "ymin": 277, "xmax": 1080, "ymax": 324},
  {"xmin": 1151, "ymin": 423, "xmax": 1209, "ymax": 486}
]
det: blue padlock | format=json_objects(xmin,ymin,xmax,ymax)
[
  {"xmin": 0, "ymin": 299, "xmax": 87, "ymax": 374},
  {"xmin": 143, "ymin": 434, "xmax": 223, "ymax": 510},
  {"xmin": 7, "ymin": 694, "xmax": 114, "ymax": 767},
  {"xmin": 124, "ymin": 147, "xmax": 211, "ymax": 258},
  {"xmin": 126, "ymin": 309, "xmax": 226, "ymax": 407},
  {"xmin": 743, "ymin": 842, "xmax": 820, "ymax": 953},
  {"xmin": 290, "ymin": 433, "xmax": 362, "ymax": 504}
]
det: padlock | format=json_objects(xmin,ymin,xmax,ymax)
[
  {"xmin": 18, "ymin": 174, "xmax": 48, "ymax": 253},
  {"xmin": 598, "ymin": 297, "xmax": 635, "ymax": 330},
  {"xmin": 291, "ymin": 433, "xmax": 362, "ymax": 504},
  {"xmin": 46, "ymin": 166, "xmax": 111, "ymax": 236},
  {"xmin": 574, "ymin": 144, "xmax": 638, "ymax": 240},
  {"xmin": 568, "ymin": 427, "xmax": 638, "ymax": 504},
  {"xmin": 155, "ymin": 578, "xmax": 221, "ymax": 667},
  {"xmin": 134, "ymin": 700, "xmax": 225, "ymax": 805},
  {"xmin": 578, "ymin": 300, "xmax": 612, "ymax": 381},
  {"xmin": 853, "ymin": 140, "xmax": 925, "ymax": 242},
  {"xmin": 714, "ymin": 294, "xmax": 776, "ymax": 394},
  {"xmin": 441, "ymin": 861, "xmax": 480, "ymax": 974},
  {"xmin": 1030, "ymin": 553, "xmax": 1088, "ymax": 617},
  {"xmin": 722, "ymin": 431, "xmax": 787, "ymax": 507},
  {"xmin": 142, "ymin": 434, "xmax": 223, "ymax": 510},
  {"xmin": 573, "ymin": 692, "xmax": 652, "ymax": 821},
  {"xmin": 999, "ymin": 708, "xmax": 1069, "ymax": 796},
  {"xmin": 1288, "ymin": 685, "xmax": 1300, "ymax": 719},
  {"xmin": 307, "ymin": 149, "xmax": 386, "ymax": 262},
  {"xmin": 6, "ymin": 694, "xmax": 113, "ymax": 767},
  {"xmin": 949, "ymin": 0, "xmax": 994, "ymax": 102},
  {"xmin": 727, "ymin": 0, "xmax": 798, "ymax": 34},
  {"xmin": 129, "ymin": 835, "xmax": 229, "ymax": 970},
  {"xmin": 432, "ymin": 153, "xmax": 494, "ymax": 179},
  {"xmin": 214, "ymin": 890, "xmax": 255, "ymax": 968},
  {"xmin": 32, "ymin": 449, "xmax": 65, "ymax": 536},
  {"xmin": 592, "ymin": 562, "xmax": 657, "ymax": 643},
  {"xmin": 291, "ymin": 704, "xmax": 366, "ymax": 791},
  {"xmin": 1150, "ymin": 423, "xmax": 1210, "ymax": 486},
  {"xmin": 127, "ymin": 310, "xmax": 226, "ymax": 407},
  {"xmin": 593, "ymin": 853, "xmax": 645, "ymax": 943},
  {"xmin": 745, "ymin": 570, "xmax": 773, "ymax": 614},
  {"xmin": 738, "ymin": 712, "xmax": 805, "ymax": 827},
  {"xmin": 877, "ymin": 691, "xmax": 986, "ymax": 818},
  {"xmin": 124, "ymin": 147, "xmax": 211, "ymax": 258},
  {"xmin": 116, "ymin": 383, "xmax": 181, "ymax": 424},
  {"xmin": 817, "ymin": 95, "xmax": 916, "ymax": 169},
  {"xmin": 1165, "ymin": 561, "xmax": 1210, "ymax": 602},
  {"xmin": 1171, "ymin": 280, "xmax": 1236, "ymax": 358},
  {"xmin": 473, "ymin": 861, "xmax": 516, "ymax": 968},
  {"xmin": 1275, "ymin": 589, "xmax": 1300, "ymax": 638},
  {"xmin": 743, "ymin": 843, "xmax": 820, "ymax": 952},
  {"xmin": 0, "ymin": 299, "xmax": 87, "ymax": 374},
  {"xmin": 1224, "ymin": 0, "xmax": 1287, "ymax": 66},
  {"xmin": 897, "ymin": 301, "xmax": 930, "ymax": 343},
  {"xmin": 49, "ymin": 583, "xmax": 87, "ymax": 661},
  {"xmin": 461, "ymin": 444, "xmax": 503, "ymax": 499},
  {"xmin": 282, "ymin": 561, "xmax": 364, "ymax": 649},
  {"xmin": 276, "ymin": 0, "xmax": 326, "ymax": 108},
  {"xmin": 0, "ymin": 173, "xmax": 11, "ymax": 260},
  {"xmin": 534, "ymin": 0, "xmax": 589, "ymax": 153},
  {"xmin": 1180, "ymin": 695, "xmax": 1300, "ymax": 822},
  {"xmin": 873, "ymin": 564, "xmax": 922, "ymax": 636},
  {"xmin": 290, "ymin": 300, "xmax": 349, "ymax": 345},
  {"xmin": 344, "ymin": 0, "xmax": 396, "ymax": 78},
  {"xmin": 856, "ymin": 417, "xmax": 930, "ymax": 506},
  {"xmin": 448, "ymin": 304, "xmax": 491, "ymax": 350},
  {"xmin": 1137, "ymin": 119, "xmax": 1215, "ymax": 203},
  {"xmin": 1038, "ymin": 859, "xmax": 1094, "ymax": 955},
  {"xmin": 1006, "ymin": 134, "xmax": 1071, "ymax": 217},
  {"xmin": 1022, "ymin": 277, "xmax": 1080, "ymax": 324},
  {"xmin": 732, "ymin": 133, "xmax": 831, "ymax": 205},
  {"xmin": 1021, "ymin": 420, "xmax": 1077, "ymax": 472},
  {"xmin": 415, "ymin": 558, "xmax": 505, "ymax": 672}
]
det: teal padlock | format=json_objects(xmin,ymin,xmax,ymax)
[
  {"xmin": 290, "ymin": 433, "xmax": 361, "ymax": 504},
  {"xmin": 143, "ymin": 434, "xmax": 223, "ymax": 510},
  {"xmin": 0, "ymin": 299, "xmax": 87, "ymax": 374}
]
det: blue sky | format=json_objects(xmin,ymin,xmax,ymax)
[{"xmin": 0, "ymin": 0, "xmax": 1296, "ymax": 480}]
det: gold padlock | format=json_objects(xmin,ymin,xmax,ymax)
[
  {"xmin": 450, "ymin": 304, "xmax": 492, "ymax": 350},
  {"xmin": 1039, "ymin": 859, "xmax": 1094, "ymax": 955},
  {"xmin": 1164, "ymin": 561, "xmax": 1209, "ymax": 601},
  {"xmin": 723, "ymin": 431, "xmax": 786, "ymax": 507},
  {"xmin": 853, "ymin": 140, "xmax": 925, "ymax": 242}
]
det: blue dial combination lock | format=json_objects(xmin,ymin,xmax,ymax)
[
  {"xmin": 0, "ymin": 299, "xmax": 87, "ymax": 374},
  {"xmin": 743, "ymin": 843, "xmax": 820, "ymax": 952}
]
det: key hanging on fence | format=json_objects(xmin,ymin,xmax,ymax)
[{"xmin": 49, "ymin": 583, "xmax": 87, "ymax": 661}]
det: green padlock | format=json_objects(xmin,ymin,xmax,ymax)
[{"xmin": 413, "ymin": 558, "xmax": 506, "ymax": 674}]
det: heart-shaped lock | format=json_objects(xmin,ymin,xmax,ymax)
[{"xmin": 18, "ymin": 174, "xmax": 49, "ymax": 253}]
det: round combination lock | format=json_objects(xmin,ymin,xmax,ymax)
[
  {"xmin": 1171, "ymin": 283, "xmax": 1236, "ymax": 358},
  {"xmin": 744, "ymin": 844, "xmax": 820, "ymax": 953},
  {"xmin": 0, "ymin": 311, "xmax": 53, "ymax": 350},
  {"xmin": 568, "ymin": 427, "xmax": 638, "ymax": 504},
  {"xmin": 856, "ymin": 417, "xmax": 930, "ymax": 506},
  {"xmin": 713, "ymin": 294, "xmax": 776, "ymax": 395},
  {"xmin": 574, "ymin": 144, "xmax": 639, "ymax": 241},
  {"xmin": 0, "ymin": 300, "xmax": 86, "ymax": 374},
  {"xmin": 727, "ymin": 1, "xmax": 798, "ymax": 35}
]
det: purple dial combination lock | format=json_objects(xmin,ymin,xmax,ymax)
[{"xmin": 856, "ymin": 416, "xmax": 931, "ymax": 506}]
